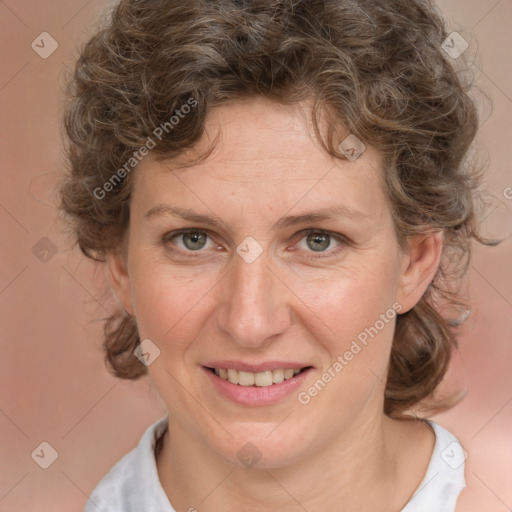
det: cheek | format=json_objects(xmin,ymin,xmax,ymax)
[
  {"xmin": 290, "ymin": 256, "xmax": 401, "ymax": 405},
  {"xmin": 296, "ymin": 262, "xmax": 399, "ymax": 344},
  {"xmin": 296, "ymin": 275, "xmax": 399, "ymax": 419},
  {"xmin": 129, "ymin": 258, "xmax": 214, "ymax": 351}
]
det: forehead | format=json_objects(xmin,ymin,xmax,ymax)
[{"xmin": 132, "ymin": 98, "xmax": 387, "ymax": 221}]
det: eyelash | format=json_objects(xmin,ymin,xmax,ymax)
[{"xmin": 161, "ymin": 228, "xmax": 349, "ymax": 259}]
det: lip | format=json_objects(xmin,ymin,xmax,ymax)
[
  {"xmin": 202, "ymin": 364, "xmax": 313, "ymax": 406},
  {"xmin": 203, "ymin": 360, "xmax": 310, "ymax": 373}
]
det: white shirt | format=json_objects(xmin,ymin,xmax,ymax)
[{"xmin": 84, "ymin": 416, "xmax": 466, "ymax": 512}]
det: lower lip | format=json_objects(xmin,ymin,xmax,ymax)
[{"xmin": 203, "ymin": 367, "xmax": 312, "ymax": 406}]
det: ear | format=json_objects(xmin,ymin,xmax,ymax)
[
  {"xmin": 396, "ymin": 230, "xmax": 444, "ymax": 314},
  {"xmin": 106, "ymin": 249, "xmax": 135, "ymax": 316}
]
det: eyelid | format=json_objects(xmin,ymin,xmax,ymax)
[
  {"xmin": 295, "ymin": 228, "xmax": 349, "ymax": 243},
  {"xmin": 161, "ymin": 227, "xmax": 349, "ymax": 257},
  {"xmin": 162, "ymin": 228, "xmax": 219, "ymax": 253},
  {"xmin": 292, "ymin": 228, "xmax": 349, "ymax": 257}
]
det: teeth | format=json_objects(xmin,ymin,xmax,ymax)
[
  {"xmin": 272, "ymin": 368, "xmax": 284, "ymax": 384},
  {"xmin": 238, "ymin": 371, "xmax": 255, "ymax": 386},
  {"xmin": 255, "ymin": 370, "xmax": 273, "ymax": 387},
  {"xmin": 227, "ymin": 368, "xmax": 239, "ymax": 385},
  {"xmin": 284, "ymin": 369, "xmax": 294, "ymax": 379},
  {"xmin": 214, "ymin": 367, "xmax": 304, "ymax": 387}
]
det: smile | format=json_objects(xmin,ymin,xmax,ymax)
[
  {"xmin": 210, "ymin": 367, "xmax": 308, "ymax": 387},
  {"xmin": 203, "ymin": 364, "xmax": 313, "ymax": 406}
]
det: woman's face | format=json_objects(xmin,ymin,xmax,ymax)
[{"xmin": 110, "ymin": 98, "xmax": 433, "ymax": 468}]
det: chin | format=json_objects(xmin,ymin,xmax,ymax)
[{"xmin": 212, "ymin": 424, "xmax": 312, "ymax": 470}]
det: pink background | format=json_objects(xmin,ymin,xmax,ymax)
[{"xmin": 0, "ymin": 1, "xmax": 511, "ymax": 510}]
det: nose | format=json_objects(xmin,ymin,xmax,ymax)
[{"xmin": 215, "ymin": 249, "xmax": 291, "ymax": 349}]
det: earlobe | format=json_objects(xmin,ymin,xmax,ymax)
[
  {"xmin": 106, "ymin": 249, "xmax": 135, "ymax": 316},
  {"xmin": 396, "ymin": 230, "xmax": 444, "ymax": 314}
]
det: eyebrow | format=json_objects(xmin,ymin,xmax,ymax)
[{"xmin": 144, "ymin": 204, "xmax": 370, "ymax": 231}]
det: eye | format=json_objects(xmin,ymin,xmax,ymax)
[
  {"xmin": 162, "ymin": 228, "xmax": 347, "ymax": 259},
  {"xmin": 295, "ymin": 229, "xmax": 346, "ymax": 256},
  {"xmin": 165, "ymin": 230, "xmax": 216, "ymax": 251}
]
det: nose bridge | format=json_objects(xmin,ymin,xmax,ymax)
[{"xmin": 216, "ymin": 250, "xmax": 289, "ymax": 347}]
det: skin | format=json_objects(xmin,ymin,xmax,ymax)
[{"xmin": 108, "ymin": 97, "xmax": 447, "ymax": 511}]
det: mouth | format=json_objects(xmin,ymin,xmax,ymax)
[
  {"xmin": 202, "ymin": 362, "xmax": 313, "ymax": 406},
  {"xmin": 205, "ymin": 366, "xmax": 312, "ymax": 387}
]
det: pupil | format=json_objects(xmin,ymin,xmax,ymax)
[
  {"xmin": 307, "ymin": 233, "xmax": 330, "ymax": 251},
  {"xmin": 184, "ymin": 232, "xmax": 206, "ymax": 250}
]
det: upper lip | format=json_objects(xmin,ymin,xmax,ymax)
[{"xmin": 203, "ymin": 360, "xmax": 312, "ymax": 373}]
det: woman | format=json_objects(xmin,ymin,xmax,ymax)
[{"xmin": 60, "ymin": 0, "xmax": 488, "ymax": 510}]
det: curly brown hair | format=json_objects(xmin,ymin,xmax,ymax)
[{"xmin": 59, "ymin": 0, "xmax": 491, "ymax": 417}]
